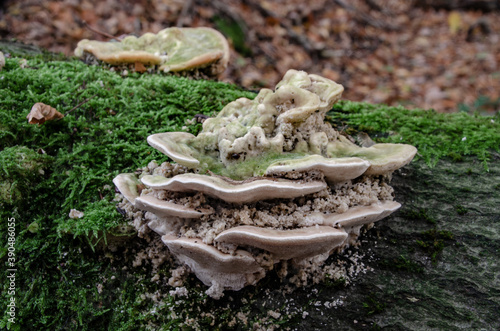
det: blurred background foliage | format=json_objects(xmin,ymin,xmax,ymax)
[{"xmin": 1, "ymin": 0, "xmax": 499, "ymax": 114}]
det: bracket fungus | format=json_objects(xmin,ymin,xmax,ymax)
[
  {"xmin": 75, "ymin": 27, "xmax": 229, "ymax": 78},
  {"xmin": 0, "ymin": 51, "xmax": 4, "ymax": 71},
  {"xmin": 114, "ymin": 69, "xmax": 417, "ymax": 299}
]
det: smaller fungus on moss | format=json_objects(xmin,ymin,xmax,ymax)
[{"xmin": 75, "ymin": 27, "xmax": 230, "ymax": 77}]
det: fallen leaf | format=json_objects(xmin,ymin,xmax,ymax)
[
  {"xmin": 27, "ymin": 102, "xmax": 64, "ymax": 125},
  {"xmin": 134, "ymin": 61, "xmax": 147, "ymax": 73}
]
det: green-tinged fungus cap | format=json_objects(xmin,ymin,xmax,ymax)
[
  {"xmin": 75, "ymin": 27, "xmax": 230, "ymax": 75},
  {"xmin": 144, "ymin": 69, "xmax": 416, "ymax": 180}
]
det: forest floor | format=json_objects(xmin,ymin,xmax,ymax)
[{"xmin": 1, "ymin": 0, "xmax": 499, "ymax": 114}]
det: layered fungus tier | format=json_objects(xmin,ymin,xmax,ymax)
[
  {"xmin": 75, "ymin": 27, "xmax": 229, "ymax": 77},
  {"xmin": 114, "ymin": 70, "xmax": 417, "ymax": 299}
]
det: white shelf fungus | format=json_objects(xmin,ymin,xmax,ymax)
[
  {"xmin": 0, "ymin": 51, "xmax": 5, "ymax": 71},
  {"xmin": 75, "ymin": 27, "xmax": 229, "ymax": 77},
  {"xmin": 140, "ymin": 174, "xmax": 326, "ymax": 204},
  {"xmin": 113, "ymin": 69, "xmax": 417, "ymax": 299}
]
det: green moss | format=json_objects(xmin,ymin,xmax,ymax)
[
  {"xmin": 324, "ymin": 276, "xmax": 347, "ymax": 289},
  {"xmin": 329, "ymin": 101, "xmax": 500, "ymax": 170},
  {"xmin": 0, "ymin": 56, "xmax": 255, "ymax": 329},
  {"xmin": 455, "ymin": 204, "xmax": 468, "ymax": 215},
  {"xmin": 380, "ymin": 255, "xmax": 424, "ymax": 273},
  {"xmin": 416, "ymin": 228, "xmax": 454, "ymax": 264},
  {"xmin": 0, "ymin": 57, "xmax": 254, "ymax": 236},
  {"xmin": 402, "ymin": 208, "xmax": 436, "ymax": 225},
  {"xmin": 0, "ymin": 146, "xmax": 52, "ymax": 205},
  {"xmin": 362, "ymin": 293, "xmax": 386, "ymax": 316},
  {"xmin": 447, "ymin": 151, "xmax": 463, "ymax": 162},
  {"xmin": 197, "ymin": 151, "xmax": 307, "ymax": 180}
]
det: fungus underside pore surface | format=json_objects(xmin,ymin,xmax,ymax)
[{"xmin": 0, "ymin": 55, "xmax": 499, "ymax": 330}]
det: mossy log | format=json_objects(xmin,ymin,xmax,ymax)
[{"xmin": 0, "ymin": 53, "xmax": 498, "ymax": 330}]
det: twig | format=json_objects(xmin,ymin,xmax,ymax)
[
  {"xmin": 83, "ymin": 21, "xmax": 117, "ymax": 40},
  {"xmin": 333, "ymin": 0, "xmax": 398, "ymax": 31},
  {"xmin": 365, "ymin": 0, "xmax": 383, "ymax": 12},
  {"xmin": 64, "ymin": 93, "xmax": 99, "ymax": 117},
  {"xmin": 240, "ymin": 0, "xmax": 317, "ymax": 55},
  {"xmin": 177, "ymin": 0, "xmax": 194, "ymax": 27}
]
